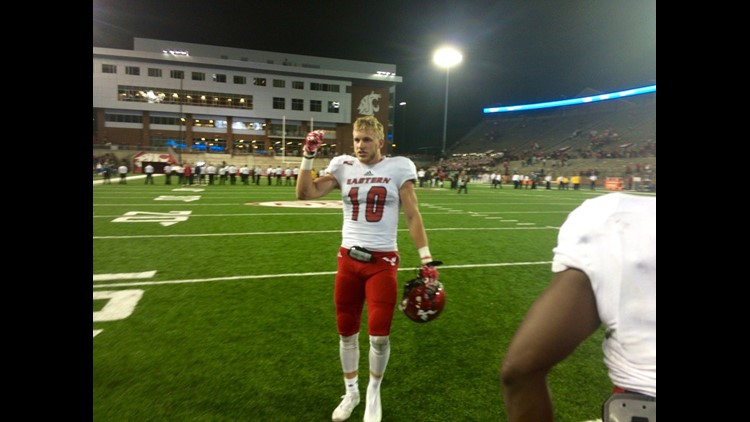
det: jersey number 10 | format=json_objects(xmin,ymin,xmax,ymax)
[{"xmin": 347, "ymin": 186, "xmax": 386, "ymax": 222}]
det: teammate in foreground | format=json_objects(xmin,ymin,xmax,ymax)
[
  {"xmin": 296, "ymin": 116, "xmax": 440, "ymax": 422},
  {"xmin": 500, "ymin": 192, "xmax": 656, "ymax": 421}
]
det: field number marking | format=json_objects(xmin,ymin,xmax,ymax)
[
  {"xmin": 93, "ymin": 289, "xmax": 145, "ymax": 337},
  {"xmin": 112, "ymin": 211, "xmax": 192, "ymax": 226}
]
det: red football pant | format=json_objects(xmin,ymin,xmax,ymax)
[{"xmin": 335, "ymin": 247, "xmax": 399, "ymax": 337}]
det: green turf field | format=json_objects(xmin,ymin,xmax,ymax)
[{"xmin": 93, "ymin": 176, "xmax": 654, "ymax": 421}]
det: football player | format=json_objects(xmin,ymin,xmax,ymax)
[
  {"xmin": 296, "ymin": 116, "xmax": 440, "ymax": 422},
  {"xmin": 500, "ymin": 192, "xmax": 656, "ymax": 421}
]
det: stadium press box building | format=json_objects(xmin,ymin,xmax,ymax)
[{"xmin": 93, "ymin": 38, "xmax": 402, "ymax": 158}]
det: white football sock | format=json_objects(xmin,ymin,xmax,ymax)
[
  {"xmin": 368, "ymin": 335, "xmax": 390, "ymax": 378},
  {"xmin": 345, "ymin": 375, "xmax": 359, "ymax": 395},
  {"xmin": 339, "ymin": 333, "xmax": 359, "ymax": 373}
]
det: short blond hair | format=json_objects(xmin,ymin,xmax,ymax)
[{"xmin": 353, "ymin": 116, "xmax": 384, "ymax": 141}]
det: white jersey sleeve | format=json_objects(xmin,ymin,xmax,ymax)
[
  {"xmin": 326, "ymin": 155, "xmax": 417, "ymax": 251},
  {"xmin": 552, "ymin": 192, "xmax": 656, "ymax": 397}
]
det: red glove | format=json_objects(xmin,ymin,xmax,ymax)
[
  {"xmin": 304, "ymin": 130, "xmax": 325, "ymax": 156},
  {"xmin": 420, "ymin": 263, "xmax": 440, "ymax": 287}
]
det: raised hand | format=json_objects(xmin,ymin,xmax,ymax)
[{"xmin": 304, "ymin": 130, "xmax": 325, "ymax": 156}]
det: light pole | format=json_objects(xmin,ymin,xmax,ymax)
[
  {"xmin": 433, "ymin": 46, "xmax": 462, "ymax": 158},
  {"xmin": 399, "ymin": 101, "xmax": 406, "ymax": 149},
  {"xmin": 178, "ymin": 77, "xmax": 184, "ymax": 163}
]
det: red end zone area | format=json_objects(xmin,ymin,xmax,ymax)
[{"xmin": 244, "ymin": 200, "xmax": 343, "ymax": 208}]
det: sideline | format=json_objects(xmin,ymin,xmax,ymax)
[
  {"xmin": 93, "ymin": 261, "xmax": 552, "ymax": 288},
  {"xmin": 93, "ymin": 173, "xmax": 160, "ymax": 186}
]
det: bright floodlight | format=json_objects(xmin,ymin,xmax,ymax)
[
  {"xmin": 433, "ymin": 46, "xmax": 462, "ymax": 157},
  {"xmin": 433, "ymin": 47, "xmax": 463, "ymax": 68}
]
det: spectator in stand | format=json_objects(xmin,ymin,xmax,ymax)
[{"xmin": 144, "ymin": 163, "xmax": 155, "ymax": 184}]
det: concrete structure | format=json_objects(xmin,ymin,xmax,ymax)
[{"xmin": 93, "ymin": 38, "xmax": 402, "ymax": 158}]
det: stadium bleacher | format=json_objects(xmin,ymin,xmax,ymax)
[{"xmin": 430, "ymin": 89, "xmax": 656, "ymax": 186}]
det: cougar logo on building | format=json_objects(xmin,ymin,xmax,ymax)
[{"xmin": 357, "ymin": 91, "xmax": 381, "ymax": 115}]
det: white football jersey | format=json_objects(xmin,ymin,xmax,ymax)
[
  {"xmin": 326, "ymin": 155, "xmax": 417, "ymax": 251},
  {"xmin": 552, "ymin": 192, "xmax": 656, "ymax": 397}
]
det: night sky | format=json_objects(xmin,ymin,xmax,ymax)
[{"xmin": 93, "ymin": 0, "xmax": 656, "ymax": 153}]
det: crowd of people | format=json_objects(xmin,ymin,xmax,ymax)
[{"xmin": 94, "ymin": 159, "xmax": 317, "ymax": 187}]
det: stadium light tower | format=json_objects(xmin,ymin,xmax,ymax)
[
  {"xmin": 433, "ymin": 46, "xmax": 462, "ymax": 157},
  {"xmin": 399, "ymin": 101, "xmax": 407, "ymax": 147}
]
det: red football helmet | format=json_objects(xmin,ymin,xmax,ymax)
[{"xmin": 398, "ymin": 277, "xmax": 445, "ymax": 323}]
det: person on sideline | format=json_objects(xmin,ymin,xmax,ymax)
[
  {"xmin": 227, "ymin": 163, "xmax": 237, "ymax": 185},
  {"xmin": 101, "ymin": 164, "xmax": 112, "ymax": 184},
  {"xmin": 175, "ymin": 163, "xmax": 184, "ymax": 185},
  {"xmin": 266, "ymin": 165, "xmax": 274, "ymax": 185},
  {"xmin": 144, "ymin": 163, "xmax": 154, "ymax": 184},
  {"xmin": 117, "ymin": 164, "xmax": 128, "ymax": 184},
  {"xmin": 457, "ymin": 170, "xmax": 469, "ymax": 194},
  {"xmin": 254, "ymin": 165, "xmax": 263, "ymax": 185},
  {"xmin": 240, "ymin": 164, "xmax": 250, "ymax": 185},
  {"xmin": 163, "ymin": 164, "xmax": 172, "ymax": 185},
  {"xmin": 183, "ymin": 162, "xmax": 192, "ymax": 185},
  {"xmin": 500, "ymin": 192, "xmax": 656, "ymax": 422},
  {"xmin": 206, "ymin": 163, "xmax": 217, "ymax": 185},
  {"xmin": 296, "ymin": 116, "xmax": 440, "ymax": 422},
  {"xmin": 571, "ymin": 174, "xmax": 581, "ymax": 190}
]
